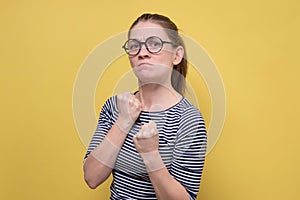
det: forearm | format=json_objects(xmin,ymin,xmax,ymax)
[
  {"xmin": 83, "ymin": 154, "xmax": 112, "ymax": 189},
  {"xmin": 142, "ymin": 152, "xmax": 189, "ymax": 200},
  {"xmin": 83, "ymin": 119, "xmax": 129, "ymax": 189},
  {"xmin": 149, "ymin": 168, "xmax": 189, "ymax": 200}
]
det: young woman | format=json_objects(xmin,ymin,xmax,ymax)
[{"xmin": 83, "ymin": 13, "xmax": 207, "ymax": 200}]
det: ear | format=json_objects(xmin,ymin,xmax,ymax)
[{"xmin": 173, "ymin": 46, "xmax": 184, "ymax": 65}]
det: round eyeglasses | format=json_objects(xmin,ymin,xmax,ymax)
[{"xmin": 122, "ymin": 36, "xmax": 175, "ymax": 56}]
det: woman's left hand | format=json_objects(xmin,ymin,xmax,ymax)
[{"xmin": 133, "ymin": 121, "xmax": 159, "ymax": 153}]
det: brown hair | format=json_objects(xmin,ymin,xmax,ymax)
[{"xmin": 129, "ymin": 13, "xmax": 188, "ymax": 96}]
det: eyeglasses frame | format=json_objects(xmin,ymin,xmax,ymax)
[{"xmin": 122, "ymin": 36, "xmax": 176, "ymax": 56}]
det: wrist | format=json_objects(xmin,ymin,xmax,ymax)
[
  {"xmin": 116, "ymin": 117, "xmax": 134, "ymax": 133},
  {"xmin": 140, "ymin": 150, "xmax": 165, "ymax": 172},
  {"xmin": 91, "ymin": 137, "xmax": 120, "ymax": 168}
]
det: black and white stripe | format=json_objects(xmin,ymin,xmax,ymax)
[{"xmin": 85, "ymin": 96, "xmax": 207, "ymax": 200}]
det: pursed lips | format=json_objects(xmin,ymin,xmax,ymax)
[{"xmin": 137, "ymin": 62, "xmax": 152, "ymax": 67}]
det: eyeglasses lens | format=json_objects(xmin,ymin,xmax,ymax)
[
  {"xmin": 124, "ymin": 37, "xmax": 164, "ymax": 56},
  {"xmin": 146, "ymin": 37, "xmax": 162, "ymax": 53}
]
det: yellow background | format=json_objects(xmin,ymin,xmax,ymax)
[{"xmin": 1, "ymin": 0, "xmax": 299, "ymax": 199}]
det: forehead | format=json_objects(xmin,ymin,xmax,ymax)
[{"xmin": 129, "ymin": 21, "xmax": 169, "ymax": 40}]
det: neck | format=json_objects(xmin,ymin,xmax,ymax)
[{"xmin": 136, "ymin": 83, "xmax": 182, "ymax": 112}]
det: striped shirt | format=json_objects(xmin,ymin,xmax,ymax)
[{"xmin": 85, "ymin": 96, "xmax": 207, "ymax": 200}]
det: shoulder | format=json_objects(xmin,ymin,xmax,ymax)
[
  {"xmin": 101, "ymin": 96, "xmax": 118, "ymax": 112},
  {"xmin": 176, "ymin": 98, "xmax": 206, "ymax": 134},
  {"xmin": 98, "ymin": 96, "xmax": 119, "ymax": 121},
  {"xmin": 177, "ymin": 98, "xmax": 204, "ymax": 121}
]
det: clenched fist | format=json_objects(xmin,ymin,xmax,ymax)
[
  {"xmin": 116, "ymin": 91, "xmax": 143, "ymax": 133},
  {"xmin": 133, "ymin": 121, "xmax": 159, "ymax": 153}
]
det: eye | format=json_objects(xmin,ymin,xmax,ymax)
[
  {"xmin": 127, "ymin": 41, "xmax": 140, "ymax": 51},
  {"xmin": 128, "ymin": 43, "xmax": 139, "ymax": 50},
  {"xmin": 152, "ymin": 41, "xmax": 161, "ymax": 47},
  {"xmin": 147, "ymin": 38, "xmax": 162, "ymax": 49}
]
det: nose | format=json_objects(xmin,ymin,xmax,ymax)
[{"xmin": 138, "ymin": 44, "xmax": 150, "ymax": 59}]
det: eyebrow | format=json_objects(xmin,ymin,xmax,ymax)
[{"xmin": 128, "ymin": 36, "xmax": 165, "ymax": 41}]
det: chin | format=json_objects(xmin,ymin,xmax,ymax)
[
  {"xmin": 136, "ymin": 75, "xmax": 155, "ymax": 84},
  {"xmin": 133, "ymin": 66, "xmax": 172, "ymax": 85},
  {"xmin": 138, "ymin": 76, "xmax": 169, "ymax": 87},
  {"xmin": 133, "ymin": 67, "xmax": 152, "ymax": 79}
]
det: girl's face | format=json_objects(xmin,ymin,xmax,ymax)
[{"xmin": 128, "ymin": 21, "xmax": 183, "ymax": 85}]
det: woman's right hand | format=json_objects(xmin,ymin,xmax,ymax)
[{"xmin": 116, "ymin": 91, "xmax": 143, "ymax": 133}]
